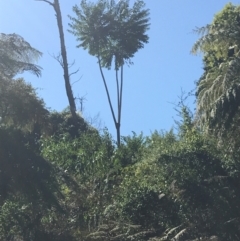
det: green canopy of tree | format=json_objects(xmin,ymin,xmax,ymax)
[
  {"xmin": 0, "ymin": 77, "xmax": 48, "ymax": 131},
  {"xmin": 192, "ymin": 3, "xmax": 240, "ymax": 138},
  {"xmin": 69, "ymin": 0, "xmax": 150, "ymax": 69}
]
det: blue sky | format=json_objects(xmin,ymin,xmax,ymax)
[{"xmin": 0, "ymin": 0, "xmax": 239, "ymax": 139}]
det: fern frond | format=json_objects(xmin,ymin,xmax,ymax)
[{"xmin": 171, "ymin": 228, "xmax": 187, "ymax": 241}]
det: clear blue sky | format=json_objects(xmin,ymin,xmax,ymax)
[{"xmin": 0, "ymin": 0, "xmax": 238, "ymax": 139}]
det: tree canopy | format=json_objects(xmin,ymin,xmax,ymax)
[
  {"xmin": 69, "ymin": 0, "xmax": 150, "ymax": 69},
  {"xmin": 0, "ymin": 77, "xmax": 48, "ymax": 131},
  {"xmin": 192, "ymin": 3, "xmax": 240, "ymax": 138}
]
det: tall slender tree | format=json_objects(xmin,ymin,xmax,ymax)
[
  {"xmin": 69, "ymin": 0, "xmax": 150, "ymax": 146},
  {"xmin": 36, "ymin": 0, "xmax": 78, "ymax": 121}
]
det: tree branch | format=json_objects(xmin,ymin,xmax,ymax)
[
  {"xmin": 115, "ymin": 60, "xmax": 120, "ymax": 121},
  {"xmin": 97, "ymin": 55, "xmax": 117, "ymax": 126},
  {"xmin": 68, "ymin": 59, "xmax": 76, "ymax": 68},
  {"xmin": 71, "ymin": 74, "xmax": 82, "ymax": 86},
  {"xmin": 35, "ymin": 0, "xmax": 54, "ymax": 7},
  {"xmin": 49, "ymin": 52, "xmax": 64, "ymax": 68},
  {"xmin": 69, "ymin": 68, "xmax": 80, "ymax": 77},
  {"xmin": 118, "ymin": 65, "xmax": 123, "ymax": 125}
]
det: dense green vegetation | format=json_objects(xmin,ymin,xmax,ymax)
[{"xmin": 1, "ymin": 1, "xmax": 240, "ymax": 240}]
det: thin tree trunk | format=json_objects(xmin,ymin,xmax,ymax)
[
  {"xmin": 98, "ymin": 55, "xmax": 123, "ymax": 146},
  {"xmin": 116, "ymin": 123, "xmax": 120, "ymax": 147},
  {"xmin": 97, "ymin": 56, "xmax": 117, "ymax": 125},
  {"xmin": 37, "ymin": 0, "xmax": 77, "ymax": 120},
  {"xmin": 116, "ymin": 68, "xmax": 120, "ymax": 116},
  {"xmin": 115, "ymin": 64, "xmax": 121, "ymax": 146},
  {"xmin": 118, "ymin": 65, "xmax": 123, "ymax": 126},
  {"xmin": 53, "ymin": 0, "xmax": 77, "ymax": 119}
]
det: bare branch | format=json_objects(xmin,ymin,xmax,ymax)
[
  {"xmin": 68, "ymin": 59, "xmax": 76, "ymax": 68},
  {"xmin": 48, "ymin": 52, "xmax": 64, "ymax": 67},
  {"xmin": 71, "ymin": 75, "xmax": 83, "ymax": 87},
  {"xmin": 69, "ymin": 68, "xmax": 80, "ymax": 78},
  {"xmin": 35, "ymin": 0, "xmax": 54, "ymax": 7},
  {"xmin": 97, "ymin": 55, "xmax": 117, "ymax": 126},
  {"xmin": 75, "ymin": 93, "xmax": 87, "ymax": 112}
]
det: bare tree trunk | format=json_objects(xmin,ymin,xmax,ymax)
[
  {"xmin": 98, "ymin": 55, "xmax": 123, "ymax": 147},
  {"xmin": 118, "ymin": 65, "xmax": 123, "ymax": 144},
  {"xmin": 36, "ymin": 0, "xmax": 77, "ymax": 120},
  {"xmin": 116, "ymin": 122, "xmax": 121, "ymax": 147}
]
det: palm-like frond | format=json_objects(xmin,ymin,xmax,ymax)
[
  {"xmin": 0, "ymin": 33, "xmax": 42, "ymax": 78},
  {"xmin": 197, "ymin": 56, "xmax": 240, "ymax": 133},
  {"xmin": 192, "ymin": 3, "xmax": 240, "ymax": 135},
  {"xmin": 69, "ymin": 0, "xmax": 150, "ymax": 70}
]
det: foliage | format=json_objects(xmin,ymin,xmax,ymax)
[
  {"xmin": 0, "ymin": 33, "xmax": 42, "ymax": 78},
  {"xmin": 0, "ymin": 77, "xmax": 48, "ymax": 131},
  {"xmin": 116, "ymin": 128, "xmax": 240, "ymax": 240},
  {"xmin": 192, "ymin": 3, "xmax": 240, "ymax": 137},
  {"xmin": 0, "ymin": 127, "xmax": 77, "ymax": 241},
  {"xmin": 0, "ymin": 33, "xmax": 48, "ymax": 146},
  {"xmin": 41, "ymin": 129, "xmax": 114, "ymax": 177},
  {"xmin": 47, "ymin": 109, "xmax": 90, "ymax": 138},
  {"xmin": 115, "ymin": 132, "xmax": 146, "ymax": 167},
  {"xmin": 4, "ymin": 87, "xmax": 240, "ymax": 240},
  {"xmin": 69, "ymin": 0, "xmax": 150, "ymax": 69},
  {"xmin": 41, "ymin": 128, "xmax": 117, "ymax": 231},
  {"xmin": 0, "ymin": 127, "xmax": 61, "ymax": 207}
]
